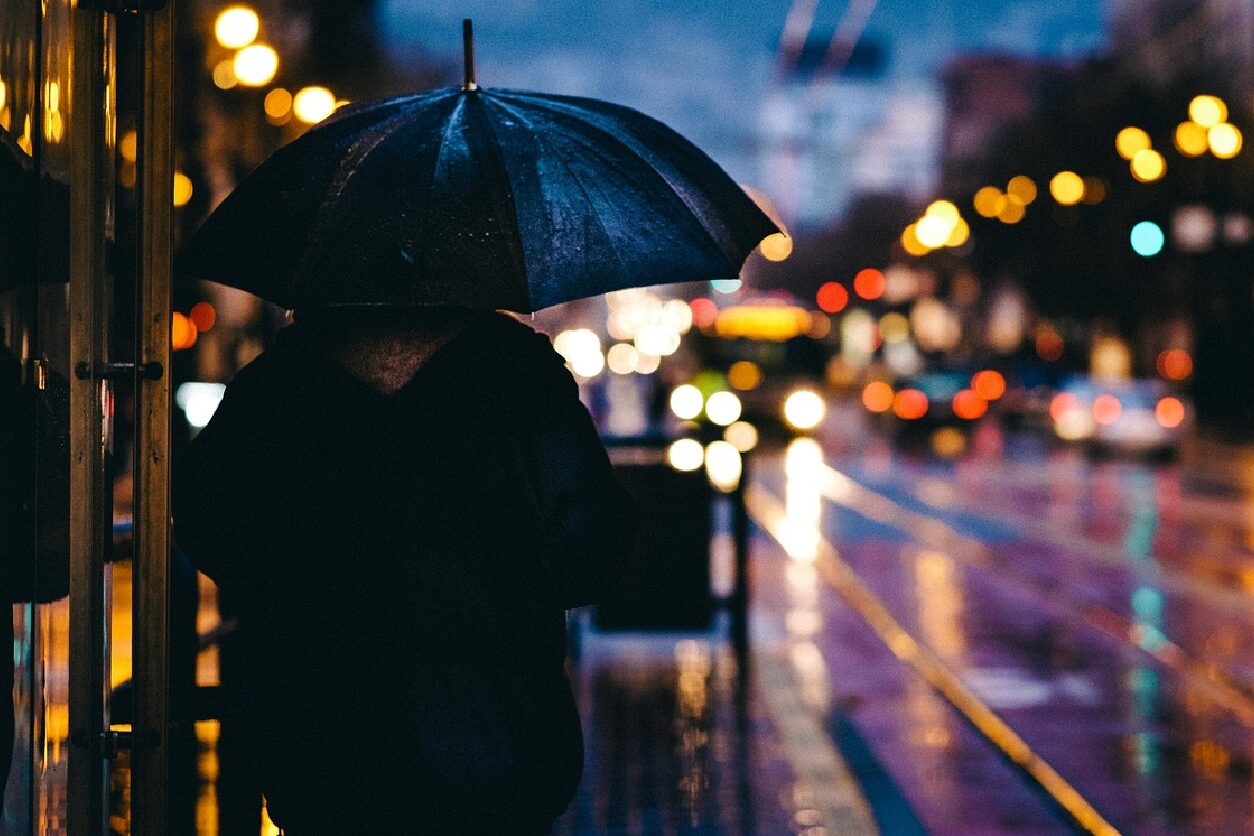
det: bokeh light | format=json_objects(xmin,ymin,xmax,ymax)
[
  {"xmin": 189, "ymin": 301, "xmax": 216, "ymax": 332},
  {"xmin": 893, "ymin": 389, "xmax": 928, "ymax": 420},
  {"xmin": 1006, "ymin": 175, "xmax": 1038, "ymax": 204},
  {"xmin": 1130, "ymin": 221, "xmax": 1165, "ymax": 256},
  {"xmin": 668, "ymin": 438, "xmax": 704, "ymax": 472},
  {"xmin": 971, "ymin": 370, "xmax": 1006, "ymax": 401},
  {"xmin": 172, "ymin": 172, "xmax": 194, "ymax": 207},
  {"xmin": 759, "ymin": 232, "xmax": 793, "ymax": 261},
  {"xmin": 1115, "ymin": 126, "xmax": 1151, "ymax": 160},
  {"xmin": 725, "ymin": 421, "xmax": 759, "ymax": 452},
  {"xmin": 1130, "ymin": 149, "xmax": 1166, "ymax": 182},
  {"xmin": 728, "ymin": 360, "xmax": 762, "ymax": 390},
  {"xmin": 783, "ymin": 390, "xmax": 826, "ymax": 430},
  {"xmin": 1208, "ymin": 123, "xmax": 1242, "ymax": 159},
  {"xmin": 861, "ymin": 381, "xmax": 894, "ymax": 413},
  {"xmin": 1175, "ymin": 121, "xmax": 1209, "ymax": 157},
  {"xmin": 853, "ymin": 268, "xmax": 886, "ymax": 300},
  {"xmin": 816, "ymin": 281, "xmax": 849, "ymax": 314},
  {"xmin": 973, "ymin": 187, "xmax": 1005, "ymax": 218},
  {"xmin": 264, "ymin": 87, "xmax": 293, "ymax": 123},
  {"xmin": 705, "ymin": 391, "xmax": 742, "ymax": 426},
  {"xmin": 215, "ymin": 6, "xmax": 260, "ymax": 49},
  {"xmin": 233, "ymin": 44, "xmax": 279, "ymax": 87},
  {"xmin": 997, "ymin": 196, "xmax": 1026, "ymax": 224},
  {"xmin": 704, "ymin": 440, "xmax": 742, "ymax": 492},
  {"xmin": 952, "ymin": 390, "xmax": 988, "ymax": 420},
  {"xmin": 670, "ymin": 384, "xmax": 704, "ymax": 421},
  {"xmin": 172, "ymin": 312, "xmax": 198, "ymax": 350},
  {"xmin": 1189, "ymin": 94, "xmax": 1227, "ymax": 128},
  {"xmin": 606, "ymin": 343, "xmax": 639, "ymax": 374},
  {"xmin": 293, "ymin": 86, "xmax": 337, "ymax": 123},
  {"xmin": 1156, "ymin": 397, "xmax": 1185, "ymax": 429},
  {"xmin": 1050, "ymin": 171, "xmax": 1085, "ymax": 205},
  {"xmin": 1157, "ymin": 348, "xmax": 1193, "ymax": 380},
  {"xmin": 901, "ymin": 224, "xmax": 930, "ymax": 256},
  {"xmin": 690, "ymin": 298, "xmax": 718, "ymax": 329},
  {"xmin": 1092, "ymin": 394, "xmax": 1122, "ymax": 426}
]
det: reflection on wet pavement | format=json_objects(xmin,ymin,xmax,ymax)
[{"xmin": 745, "ymin": 432, "xmax": 1254, "ymax": 835}]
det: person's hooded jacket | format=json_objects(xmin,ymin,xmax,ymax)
[{"xmin": 173, "ymin": 311, "xmax": 638, "ymax": 833}]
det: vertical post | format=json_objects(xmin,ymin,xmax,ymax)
[
  {"xmin": 67, "ymin": 6, "xmax": 113, "ymax": 835},
  {"xmin": 132, "ymin": 0, "xmax": 173, "ymax": 832},
  {"xmin": 462, "ymin": 19, "xmax": 477, "ymax": 91}
]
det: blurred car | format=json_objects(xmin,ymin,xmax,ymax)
[
  {"xmin": 1047, "ymin": 375, "xmax": 1190, "ymax": 457},
  {"xmin": 874, "ymin": 370, "xmax": 991, "ymax": 447}
]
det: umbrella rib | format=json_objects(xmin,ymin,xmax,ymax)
[
  {"xmin": 300, "ymin": 92, "xmax": 460, "ymax": 283},
  {"xmin": 467, "ymin": 98, "xmax": 532, "ymax": 305},
  {"xmin": 486, "ymin": 97, "xmax": 633, "ymax": 289},
  {"xmin": 322, "ymin": 94, "xmax": 455, "ymax": 205},
  {"xmin": 502, "ymin": 92, "xmax": 740, "ymax": 264}
]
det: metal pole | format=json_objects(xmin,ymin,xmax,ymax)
[
  {"xmin": 462, "ymin": 19, "xmax": 478, "ymax": 91},
  {"xmin": 67, "ymin": 6, "xmax": 113, "ymax": 834},
  {"xmin": 131, "ymin": 0, "xmax": 173, "ymax": 831}
]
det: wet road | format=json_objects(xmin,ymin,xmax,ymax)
[{"xmin": 748, "ymin": 423, "xmax": 1254, "ymax": 836}]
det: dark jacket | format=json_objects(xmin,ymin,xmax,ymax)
[{"xmin": 173, "ymin": 312, "xmax": 637, "ymax": 833}]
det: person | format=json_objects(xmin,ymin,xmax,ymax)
[{"xmin": 173, "ymin": 306, "xmax": 639, "ymax": 834}]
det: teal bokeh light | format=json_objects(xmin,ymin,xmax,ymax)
[{"xmin": 1130, "ymin": 221, "xmax": 1165, "ymax": 257}]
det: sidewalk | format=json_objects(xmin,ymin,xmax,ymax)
[{"xmin": 554, "ymin": 568, "xmax": 879, "ymax": 835}]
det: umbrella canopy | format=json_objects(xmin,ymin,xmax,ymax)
[{"xmin": 177, "ymin": 85, "xmax": 778, "ymax": 312}]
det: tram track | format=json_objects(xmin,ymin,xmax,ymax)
[
  {"xmin": 813, "ymin": 462, "xmax": 1254, "ymax": 726},
  {"xmin": 745, "ymin": 485, "xmax": 1123, "ymax": 836}
]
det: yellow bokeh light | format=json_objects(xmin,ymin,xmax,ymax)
[
  {"xmin": 945, "ymin": 218, "xmax": 970, "ymax": 247},
  {"xmin": 233, "ymin": 44, "xmax": 279, "ymax": 88},
  {"xmin": 1189, "ymin": 95, "xmax": 1227, "ymax": 128},
  {"xmin": 215, "ymin": 6, "xmax": 260, "ymax": 50},
  {"xmin": 1130, "ymin": 148, "xmax": 1166, "ymax": 182},
  {"xmin": 759, "ymin": 231, "xmax": 793, "ymax": 261},
  {"xmin": 1208, "ymin": 122, "xmax": 1242, "ymax": 159},
  {"xmin": 998, "ymin": 195, "xmax": 1026, "ymax": 224},
  {"xmin": 1175, "ymin": 121, "xmax": 1209, "ymax": 157},
  {"xmin": 728, "ymin": 360, "xmax": 762, "ymax": 391},
  {"xmin": 0, "ymin": 80, "xmax": 6, "ymax": 111},
  {"xmin": 1115, "ymin": 127, "xmax": 1151, "ymax": 160},
  {"xmin": 973, "ymin": 186, "xmax": 1004, "ymax": 218},
  {"xmin": 1082, "ymin": 177, "xmax": 1107, "ymax": 205},
  {"xmin": 173, "ymin": 172, "xmax": 193, "ymax": 207},
  {"xmin": 925, "ymin": 199, "xmax": 960, "ymax": 223},
  {"xmin": 1006, "ymin": 175, "xmax": 1037, "ymax": 204},
  {"xmin": 264, "ymin": 87, "xmax": 293, "ymax": 121},
  {"xmin": 212, "ymin": 59, "xmax": 237, "ymax": 90},
  {"xmin": 293, "ymin": 86, "xmax": 337, "ymax": 124},
  {"xmin": 901, "ymin": 223, "xmax": 930, "ymax": 256},
  {"xmin": 119, "ymin": 129, "xmax": 137, "ymax": 163},
  {"xmin": 916, "ymin": 214, "xmax": 954, "ymax": 248},
  {"xmin": 879, "ymin": 312, "xmax": 910, "ymax": 343},
  {"xmin": 668, "ymin": 438, "xmax": 704, "ymax": 472},
  {"xmin": 1050, "ymin": 171, "xmax": 1085, "ymax": 205}
]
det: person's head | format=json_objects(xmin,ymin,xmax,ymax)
[{"xmin": 292, "ymin": 305, "xmax": 478, "ymax": 336}]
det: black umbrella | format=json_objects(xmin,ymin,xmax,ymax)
[{"xmin": 177, "ymin": 21, "xmax": 778, "ymax": 313}]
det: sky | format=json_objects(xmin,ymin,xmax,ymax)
[{"xmin": 378, "ymin": 0, "xmax": 1108, "ymax": 181}]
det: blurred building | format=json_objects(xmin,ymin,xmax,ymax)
[
  {"xmin": 757, "ymin": 37, "xmax": 942, "ymax": 231},
  {"xmin": 939, "ymin": 54, "xmax": 1066, "ymax": 195},
  {"xmin": 1107, "ymin": 0, "xmax": 1254, "ymax": 92}
]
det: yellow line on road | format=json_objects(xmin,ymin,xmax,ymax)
[{"xmin": 746, "ymin": 485, "xmax": 1123, "ymax": 836}]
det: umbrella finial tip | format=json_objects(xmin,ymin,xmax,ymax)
[{"xmin": 462, "ymin": 18, "xmax": 478, "ymax": 92}]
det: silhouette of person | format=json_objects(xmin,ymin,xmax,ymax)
[{"xmin": 173, "ymin": 307, "xmax": 638, "ymax": 834}]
